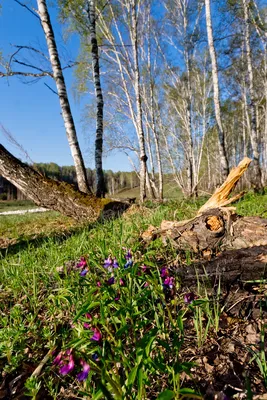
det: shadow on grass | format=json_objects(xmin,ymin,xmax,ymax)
[{"xmin": 0, "ymin": 221, "xmax": 98, "ymax": 258}]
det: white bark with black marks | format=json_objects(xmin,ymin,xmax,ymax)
[
  {"xmin": 36, "ymin": 0, "xmax": 90, "ymax": 194},
  {"xmin": 242, "ymin": 0, "xmax": 263, "ymax": 191},
  {"xmin": 130, "ymin": 0, "xmax": 148, "ymax": 203},
  {"xmin": 87, "ymin": 0, "xmax": 105, "ymax": 198},
  {"xmin": 205, "ymin": 0, "xmax": 229, "ymax": 180}
]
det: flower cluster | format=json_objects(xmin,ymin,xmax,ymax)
[
  {"xmin": 124, "ymin": 249, "xmax": 133, "ymax": 269},
  {"xmin": 83, "ymin": 313, "xmax": 102, "ymax": 342},
  {"xmin": 104, "ymin": 256, "xmax": 119, "ymax": 271},
  {"xmin": 53, "ymin": 349, "xmax": 90, "ymax": 382},
  {"xmin": 161, "ymin": 267, "xmax": 175, "ymax": 291},
  {"xmin": 75, "ymin": 256, "xmax": 89, "ymax": 277}
]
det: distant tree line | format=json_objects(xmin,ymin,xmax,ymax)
[{"xmin": 0, "ymin": 163, "xmax": 139, "ymax": 201}]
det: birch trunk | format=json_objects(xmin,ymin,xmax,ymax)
[
  {"xmin": 204, "ymin": 0, "xmax": 229, "ymax": 180},
  {"xmin": 130, "ymin": 0, "xmax": 147, "ymax": 203},
  {"xmin": 36, "ymin": 0, "xmax": 90, "ymax": 194},
  {"xmin": 242, "ymin": 0, "xmax": 263, "ymax": 192},
  {"xmin": 147, "ymin": 13, "xmax": 163, "ymax": 201},
  {"xmin": 87, "ymin": 0, "xmax": 105, "ymax": 198}
]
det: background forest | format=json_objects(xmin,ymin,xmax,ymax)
[{"xmin": 1, "ymin": 0, "xmax": 267, "ymax": 201}]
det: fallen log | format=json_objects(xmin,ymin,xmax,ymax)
[
  {"xmin": 0, "ymin": 144, "xmax": 130, "ymax": 221},
  {"xmin": 141, "ymin": 158, "xmax": 267, "ymax": 286},
  {"xmin": 176, "ymin": 245, "xmax": 267, "ymax": 287},
  {"xmin": 142, "ymin": 157, "xmax": 267, "ymax": 253}
]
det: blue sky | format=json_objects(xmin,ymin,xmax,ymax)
[{"xmin": 0, "ymin": 0, "xmax": 132, "ymax": 171}]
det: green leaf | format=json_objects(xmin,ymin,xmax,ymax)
[
  {"xmin": 156, "ymin": 389, "xmax": 175, "ymax": 400},
  {"xmin": 91, "ymin": 390, "xmax": 104, "ymax": 400},
  {"xmin": 73, "ymin": 301, "xmax": 101, "ymax": 323},
  {"xmin": 127, "ymin": 365, "xmax": 139, "ymax": 386},
  {"xmin": 178, "ymin": 388, "xmax": 202, "ymax": 398},
  {"xmin": 115, "ymin": 324, "xmax": 130, "ymax": 337}
]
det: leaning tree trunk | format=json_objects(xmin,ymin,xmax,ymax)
[
  {"xmin": 205, "ymin": 0, "xmax": 229, "ymax": 180},
  {"xmin": 242, "ymin": 0, "xmax": 263, "ymax": 192},
  {"xmin": 131, "ymin": 0, "xmax": 148, "ymax": 203},
  {"xmin": 36, "ymin": 0, "xmax": 90, "ymax": 194},
  {"xmin": 87, "ymin": 0, "xmax": 105, "ymax": 198},
  {"xmin": 0, "ymin": 145, "xmax": 128, "ymax": 221}
]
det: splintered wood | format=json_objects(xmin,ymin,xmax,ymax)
[{"xmin": 198, "ymin": 157, "xmax": 252, "ymax": 214}]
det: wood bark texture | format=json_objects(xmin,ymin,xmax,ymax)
[
  {"xmin": 205, "ymin": 0, "xmax": 229, "ymax": 179},
  {"xmin": 87, "ymin": 0, "xmax": 105, "ymax": 198},
  {"xmin": 36, "ymin": 0, "xmax": 90, "ymax": 194},
  {"xmin": 242, "ymin": 0, "xmax": 263, "ymax": 192},
  {"xmin": 0, "ymin": 144, "xmax": 129, "ymax": 221},
  {"xmin": 130, "ymin": 0, "xmax": 148, "ymax": 203}
]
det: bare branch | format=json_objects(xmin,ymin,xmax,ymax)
[
  {"xmin": 44, "ymin": 82, "xmax": 58, "ymax": 96},
  {"xmin": 0, "ymin": 124, "xmax": 34, "ymax": 164},
  {"xmin": 14, "ymin": 0, "xmax": 40, "ymax": 21},
  {"xmin": 0, "ymin": 70, "xmax": 52, "ymax": 78},
  {"xmin": 13, "ymin": 59, "xmax": 53, "ymax": 76}
]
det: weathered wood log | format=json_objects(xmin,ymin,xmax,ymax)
[
  {"xmin": 158, "ymin": 208, "xmax": 267, "ymax": 252},
  {"xmin": 141, "ymin": 157, "xmax": 266, "ymax": 253},
  {"xmin": 176, "ymin": 245, "xmax": 267, "ymax": 287},
  {"xmin": 0, "ymin": 144, "xmax": 129, "ymax": 221}
]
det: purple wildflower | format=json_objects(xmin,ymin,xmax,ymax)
[
  {"xmin": 76, "ymin": 359, "xmax": 90, "ymax": 382},
  {"xmin": 59, "ymin": 354, "xmax": 75, "ymax": 375},
  {"xmin": 114, "ymin": 294, "xmax": 120, "ymax": 301},
  {"xmin": 104, "ymin": 256, "xmax": 113, "ymax": 269},
  {"xmin": 80, "ymin": 268, "xmax": 89, "ymax": 277},
  {"xmin": 141, "ymin": 265, "xmax": 148, "ymax": 273},
  {"xmin": 97, "ymin": 281, "xmax": 102, "ymax": 287},
  {"xmin": 124, "ymin": 249, "xmax": 133, "ymax": 269},
  {"xmin": 53, "ymin": 352, "xmax": 62, "ymax": 366},
  {"xmin": 83, "ymin": 322, "xmax": 91, "ymax": 329},
  {"xmin": 144, "ymin": 282, "xmax": 149, "ymax": 288},
  {"xmin": 119, "ymin": 278, "xmax": 125, "ymax": 286},
  {"xmin": 107, "ymin": 276, "xmax": 115, "ymax": 285},
  {"xmin": 184, "ymin": 292, "xmax": 196, "ymax": 304},
  {"xmin": 90, "ymin": 327, "xmax": 102, "ymax": 342},
  {"xmin": 113, "ymin": 257, "xmax": 119, "ymax": 268},
  {"xmin": 76, "ymin": 257, "xmax": 87, "ymax": 269},
  {"xmin": 163, "ymin": 276, "xmax": 175, "ymax": 290},
  {"xmin": 92, "ymin": 353, "xmax": 99, "ymax": 361},
  {"xmin": 125, "ymin": 249, "xmax": 132, "ymax": 260},
  {"xmin": 160, "ymin": 267, "xmax": 168, "ymax": 278}
]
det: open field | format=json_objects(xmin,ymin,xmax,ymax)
[{"xmin": 0, "ymin": 191, "xmax": 267, "ymax": 399}]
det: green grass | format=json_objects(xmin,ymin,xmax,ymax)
[{"xmin": 0, "ymin": 191, "xmax": 266, "ymax": 399}]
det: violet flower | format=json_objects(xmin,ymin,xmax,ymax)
[
  {"xmin": 76, "ymin": 257, "xmax": 87, "ymax": 269},
  {"xmin": 160, "ymin": 267, "xmax": 168, "ymax": 278},
  {"xmin": 92, "ymin": 353, "xmax": 99, "ymax": 361},
  {"xmin": 114, "ymin": 294, "xmax": 120, "ymax": 301},
  {"xmin": 76, "ymin": 359, "xmax": 90, "ymax": 382},
  {"xmin": 80, "ymin": 268, "xmax": 89, "ymax": 277},
  {"xmin": 53, "ymin": 352, "xmax": 62, "ymax": 366},
  {"xmin": 107, "ymin": 276, "xmax": 115, "ymax": 285},
  {"xmin": 163, "ymin": 276, "xmax": 175, "ymax": 290},
  {"xmin": 104, "ymin": 256, "xmax": 113, "ymax": 269},
  {"xmin": 184, "ymin": 292, "xmax": 196, "ymax": 304},
  {"xmin": 144, "ymin": 282, "xmax": 149, "ymax": 288},
  {"xmin": 90, "ymin": 327, "xmax": 102, "ymax": 342},
  {"xmin": 59, "ymin": 354, "xmax": 75, "ymax": 375},
  {"xmin": 97, "ymin": 281, "xmax": 102, "ymax": 287},
  {"xmin": 124, "ymin": 249, "xmax": 133, "ymax": 269},
  {"xmin": 113, "ymin": 257, "xmax": 119, "ymax": 268},
  {"xmin": 119, "ymin": 278, "xmax": 125, "ymax": 286}
]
